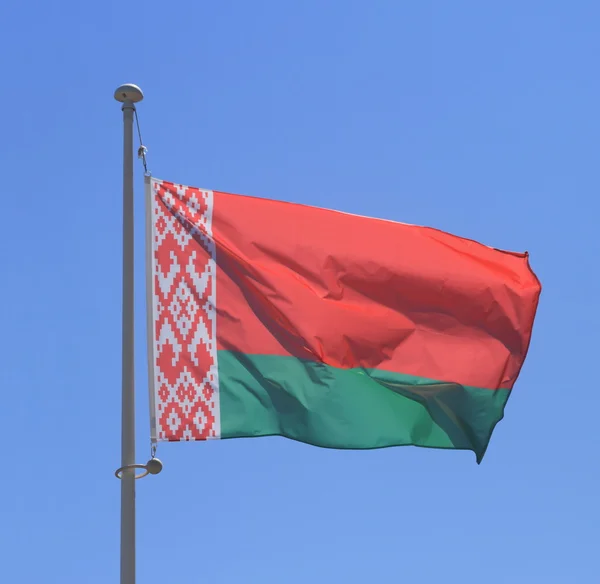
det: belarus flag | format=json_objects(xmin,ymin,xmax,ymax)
[{"xmin": 147, "ymin": 177, "xmax": 540, "ymax": 462}]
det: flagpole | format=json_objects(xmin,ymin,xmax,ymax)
[{"xmin": 115, "ymin": 83, "xmax": 143, "ymax": 584}]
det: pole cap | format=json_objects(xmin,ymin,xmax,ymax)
[{"xmin": 114, "ymin": 83, "xmax": 144, "ymax": 103}]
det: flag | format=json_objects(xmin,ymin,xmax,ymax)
[{"xmin": 146, "ymin": 177, "xmax": 540, "ymax": 462}]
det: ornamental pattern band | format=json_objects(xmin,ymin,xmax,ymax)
[{"xmin": 149, "ymin": 178, "xmax": 220, "ymax": 441}]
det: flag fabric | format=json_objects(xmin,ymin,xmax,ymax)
[{"xmin": 146, "ymin": 177, "xmax": 540, "ymax": 462}]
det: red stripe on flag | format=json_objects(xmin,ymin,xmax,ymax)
[{"xmin": 212, "ymin": 191, "xmax": 540, "ymax": 390}]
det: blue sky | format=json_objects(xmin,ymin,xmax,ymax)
[{"xmin": 1, "ymin": 1, "xmax": 598, "ymax": 582}]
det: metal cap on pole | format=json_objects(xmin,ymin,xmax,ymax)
[{"xmin": 115, "ymin": 83, "xmax": 144, "ymax": 106}]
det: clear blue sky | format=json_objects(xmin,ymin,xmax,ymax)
[{"xmin": 1, "ymin": 1, "xmax": 598, "ymax": 582}]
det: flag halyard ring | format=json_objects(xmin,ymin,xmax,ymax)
[{"xmin": 115, "ymin": 463, "xmax": 150, "ymax": 480}]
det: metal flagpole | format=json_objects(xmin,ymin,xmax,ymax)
[
  {"xmin": 113, "ymin": 83, "xmax": 162, "ymax": 584},
  {"xmin": 114, "ymin": 83, "xmax": 143, "ymax": 584}
]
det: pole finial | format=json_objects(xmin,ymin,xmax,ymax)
[{"xmin": 114, "ymin": 83, "xmax": 144, "ymax": 104}]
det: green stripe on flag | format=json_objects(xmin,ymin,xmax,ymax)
[{"xmin": 218, "ymin": 351, "xmax": 510, "ymax": 462}]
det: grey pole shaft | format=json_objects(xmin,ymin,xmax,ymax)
[{"xmin": 120, "ymin": 98, "xmax": 136, "ymax": 584}]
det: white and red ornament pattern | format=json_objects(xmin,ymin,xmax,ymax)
[{"xmin": 150, "ymin": 178, "xmax": 220, "ymax": 441}]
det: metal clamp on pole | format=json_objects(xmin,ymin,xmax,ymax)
[{"xmin": 115, "ymin": 458, "xmax": 163, "ymax": 480}]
